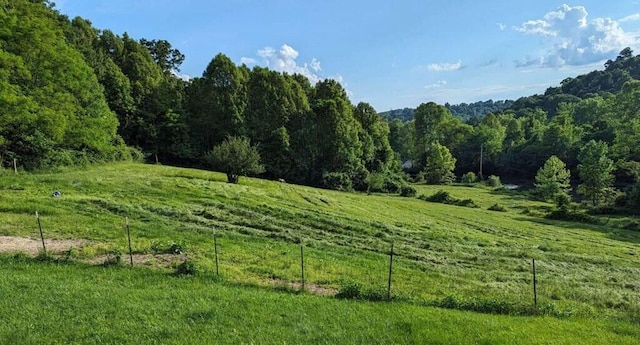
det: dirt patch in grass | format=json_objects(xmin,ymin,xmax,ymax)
[
  {"xmin": 0, "ymin": 236, "xmax": 185, "ymax": 269},
  {"xmin": 0, "ymin": 236, "xmax": 88, "ymax": 255},
  {"xmin": 263, "ymin": 278, "xmax": 337, "ymax": 296},
  {"xmin": 87, "ymin": 253, "xmax": 187, "ymax": 268}
]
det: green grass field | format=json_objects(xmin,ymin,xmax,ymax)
[
  {"xmin": 1, "ymin": 163, "xmax": 639, "ymax": 343},
  {"xmin": 1, "ymin": 257, "xmax": 638, "ymax": 345}
]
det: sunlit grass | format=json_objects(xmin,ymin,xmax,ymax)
[{"xmin": 1, "ymin": 163, "xmax": 639, "ymax": 324}]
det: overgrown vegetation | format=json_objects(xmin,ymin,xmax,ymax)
[{"xmin": 419, "ymin": 190, "xmax": 480, "ymax": 208}]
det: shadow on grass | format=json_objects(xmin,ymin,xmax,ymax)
[{"xmin": 517, "ymin": 217, "xmax": 640, "ymax": 244}]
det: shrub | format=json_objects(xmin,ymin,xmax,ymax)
[
  {"xmin": 546, "ymin": 209, "xmax": 599, "ymax": 224},
  {"xmin": 322, "ymin": 172, "xmax": 353, "ymax": 191},
  {"xmin": 419, "ymin": 190, "xmax": 479, "ymax": 208},
  {"xmin": 623, "ymin": 221, "xmax": 640, "ymax": 231},
  {"xmin": 488, "ymin": 203, "xmax": 507, "ymax": 212},
  {"xmin": 399, "ymin": 185, "xmax": 417, "ymax": 197},
  {"xmin": 421, "ymin": 190, "xmax": 451, "ymax": 203},
  {"xmin": 486, "ymin": 175, "xmax": 502, "ymax": 188},
  {"xmin": 554, "ymin": 193, "xmax": 572, "ymax": 210},
  {"xmin": 461, "ymin": 172, "xmax": 477, "ymax": 184},
  {"xmin": 335, "ymin": 281, "xmax": 388, "ymax": 301},
  {"xmin": 456, "ymin": 199, "xmax": 479, "ymax": 208},
  {"xmin": 335, "ymin": 281, "xmax": 361, "ymax": 299},
  {"xmin": 175, "ymin": 260, "xmax": 198, "ymax": 276}
]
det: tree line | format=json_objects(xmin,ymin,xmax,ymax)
[
  {"xmin": 1, "ymin": 0, "xmax": 399, "ymax": 192},
  {"xmin": 1, "ymin": 0, "xmax": 639, "ymax": 211}
]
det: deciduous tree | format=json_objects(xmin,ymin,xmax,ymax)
[{"xmin": 577, "ymin": 140, "xmax": 614, "ymax": 206}]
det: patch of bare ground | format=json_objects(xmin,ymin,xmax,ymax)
[
  {"xmin": 0, "ymin": 235, "xmax": 88, "ymax": 255},
  {"xmin": 0, "ymin": 236, "xmax": 186, "ymax": 269},
  {"xmin": 263, "ymin": 278, "xmax": 337, "ymax": 296},
  {"xmin": 86, "ymin": 253, "xmax": 187, "ymax": 268}
]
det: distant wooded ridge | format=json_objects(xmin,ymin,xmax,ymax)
[{"xmin": 381, "ymin": 100, "xmax": 515, "ymax": 122}]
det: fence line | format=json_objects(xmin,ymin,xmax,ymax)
[{"xmin": 27, "ymin": 214, "xmax": 549, "ymax": 312}]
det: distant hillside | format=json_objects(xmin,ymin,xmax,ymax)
[
  {"xmin": 381, "ymin": 99, "xmax": 513, "ymax": 122},
  {"xmin": 509, "ymin": 48, "xmax": 640, "ymax": 116},
  {"xmin": 380, "ymin": 108, "xmax": 415, "ymax": 121}
]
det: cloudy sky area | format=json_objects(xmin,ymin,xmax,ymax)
[{"xmin": 57, "ymin": 1, "xmax": 640, "ymax": 111}]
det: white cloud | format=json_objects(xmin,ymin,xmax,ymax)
[
  {"xmin": 310, "ymin": 58, "xmax": 321, "ymax": 72},
  {"xmin": 497, "ymin": 22, "xmax": 507, "ymax": 31},
  {"xmin": 424, "ymin": 80, "xmax": 447, "ymax": 89},
  {"xmin": 514, "ymin": 4, "xmax": 639, "ymax": 68},
  {"xmin": 426, "ymin": 60, "xmax": 463, "ymax": 72},
  {"xmin": 171, "ymin": 70, "xmax": 192, "ymax": 81},
  {"xmin": 249, "ymin": 44, "xmax": 323, "ymax": 83},
  {"xmin": 620, "ymin": 13, "xmax": 640, "ymax": 23},
  {"xmin": 240, "ymin": 57, "xmax": 256, "ymax": 65}
]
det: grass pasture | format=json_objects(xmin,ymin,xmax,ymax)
[{"xmin": 1, "ymin": 162, "xmax": 639, "ymax": 343}]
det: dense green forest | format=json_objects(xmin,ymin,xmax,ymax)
[
  {"xmin": 1, "ymin": 0, "xmax": 640, "ymax": 211},
  {"xmin": 380, "ymin": 100, "xmax": 514, "ymax": 122}
]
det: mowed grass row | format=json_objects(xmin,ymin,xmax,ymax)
[
  {"xmin": 0, "ymin": 163, "xmax": 639, "ymax": 321},
  {"xmin": 1, "ymin": 257, "xmax": 638, "ymax": 345}
]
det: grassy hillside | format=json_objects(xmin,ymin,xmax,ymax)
[
  {"xmin": 1, "ymin": 257, "xmax": 637, "ymax": 345},
  {"xmin": 1, "ymin": 163, "xmax": 639, "ymax": 342}
]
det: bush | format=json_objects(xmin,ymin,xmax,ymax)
[
  {"xmin": 554, "ymin": 193, "xmax": 572, "ymax": 210},
  {"xmin": 335, "ymin": 281, "xmax": 388, "ymax": 301},
  {"xmin": 461, "ymin": 172, "xmax": 477, "ymax": 184},
  {"xmin": 456, "ymin": 199, "xmax": 479, "ymax": 208},
  {"xmin": 488, "ymin": 203, "xmax": 507, "ymax": 212},
  {"xmin": 486, "ymin": 175, "xmax": 502, "ymax": 188},
  {"xmin": 322, "ymin": 172, "xmax": 353, "ymax": 191},
  {"xmin": 399, "ymin": 185, "xmax": 417, "ymax": 197},
  {"xmin": 175, "ymin": 260, "xmax": 198, "ymax": 276},
  {"xmin": 419, "ymin": 190, "xmax": 479, "ymax": 208},
  {"xmin": 365, "ymin": 170, "xmax": 405, "ymax": 194},
  {"xmin": 546, "ymin": 209, "xmax": 599, "ymax": 224},
  {"xmin": 623, "ymin": 221, "xmax": 640, "ymax": 231},
  {"xmin": 335, "ymin": 281, "xmax": 361, "ymax": 299},
  {"xmin": 421, "ymin": 190, "xmax": 451, "ymax": 203}
]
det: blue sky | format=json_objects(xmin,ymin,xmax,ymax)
[{"xmin": 55, "ymin": 1, "xmax": 640, "ymax": 112}]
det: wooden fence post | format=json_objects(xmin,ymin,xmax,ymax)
[
  {"xmin": 213, "ymin": 230, "xmax": 219, "ymax": 276},
  {"xmin": 300, "ymin": 241, "xmax": 305, "ymax": 292},
  {"xmin": 387, "ymin": 242, "xmax": 394, "ymax": 301},
  {"xmin": 125, "ymin": 217, "xmax": 133, "ymax": 267},
  {"xmin": 532, "ymin": 258, "xmax": 537, "ymax": 308},
  {"xmin": 35, "ymin": 211, "xmax": 46, "ymax": 253}
]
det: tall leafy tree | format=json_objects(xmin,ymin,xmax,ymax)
[
  {"xmin": 534, "ymin": 156, "xmax": 571, "ymax": 201},
  {"xmin": 388, "ymin": 119, "xmax": 415, "ymax": 162},
  {"xmin": 140, "ymin": 38, "xmax": 185, "ymax": 74},
  {"xmin": 577, "ymin": 140, "xmax": 615, "ymax": 206},
  {"xmin": 612, "ymin": 80, "xmax": 640, "ymax": 161},
  {"xmin": 0, "ymin": 0, "xmax": 123, "ymax": 169},
  {"xmin": 422, "ymin": 142, "xmax": 456, "ymax": 184},
  {"xmin": 244, "ymin": 67, "xmax": 306, "ymax": 178},
  {"xmin": 353, "ymin": 102, "xmax": 395, "ymax": 172},
  {"xmin": 186, "ymin": 53, "xmax": 247, "ymax": 155},
  {"xmin": 310, "ymin": 79, "xmax": 363, "ymax": 183}
]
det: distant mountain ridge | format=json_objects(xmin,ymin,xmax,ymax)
[{"xmin": 380, "ymin": 99, "xmax": 514, "ymax": 122}]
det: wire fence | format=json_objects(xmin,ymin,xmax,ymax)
[{"xmin": 21, "ymin": 211, "xmax": 554, "ymax": 317}]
